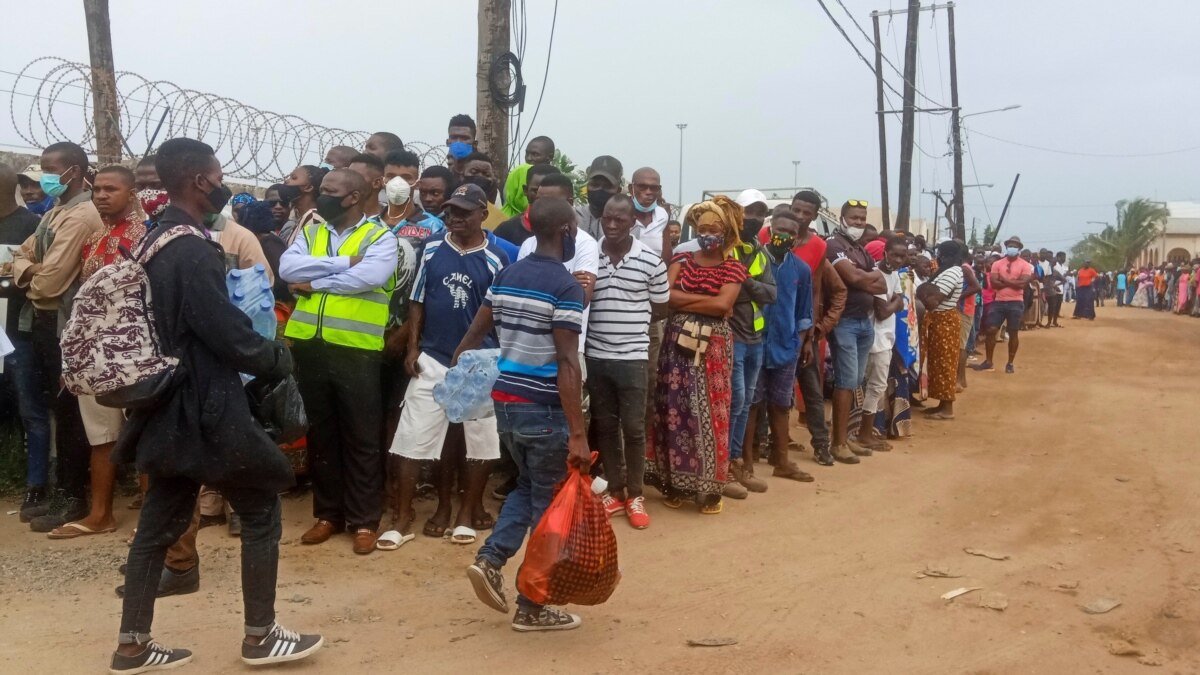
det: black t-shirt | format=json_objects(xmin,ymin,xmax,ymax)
[
  {"xmin": 0, "ymin": 206, "xmax": 40, "ymax": 337},
  {"xmin": 825, "ymin": 231, "xmax": 876, "ymax": 319},
  {"xmin": 493, "ymin": 215, "xmax": 532, "ymax": 247}
]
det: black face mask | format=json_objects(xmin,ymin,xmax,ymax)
[
  {"xmin": 561, "ymin": 228, "xmax": 576, "ymax": 262},
  {"xmin": 587, "ymin": 188, "xmax": 613, "ymax": 214},
  {"xmin": 202, "ymin": 177, "xmax": 233, "ymax": 214},
  {"xmin": 316, "ymin": 193, "xmax": 351, "ymax": 222},
  {"xmin": 462, "ymin": 175, "xmax": 496, "ymax": 201},
  {"xmin": 741, "ymin": 218, "xmax": 764, "ymax": 243},
  {"xmin": 276, "ymin": 184, "xmax": 303, "ymax": 203}
]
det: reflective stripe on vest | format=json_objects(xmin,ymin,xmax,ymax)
[
  {"xmin": 283, "ymin": 221, "xmax": 395, "ymax": 350},
  {"xmin": 736, "ymin": 243, "xmax": 767, "ymax": 333}
]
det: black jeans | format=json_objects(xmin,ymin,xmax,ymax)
[
  {"xmin": 120, "ymin": 476, "xmax": 280, "ymax": 643},
  {"xmin": 31, "ymin": 309, "xmax": 90, "ymax": 498},
  {"xmin": 796, "ymin": 354, "xmax": 830, "ymax": 453},
  {"xmin": 293, "ymin": 340, "xmax": 384, "ymax": 530},
  {"xmin": 585, "ymin": 358, "xmax": 648, "ymax": 499}
]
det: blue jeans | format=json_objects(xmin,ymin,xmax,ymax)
[
  {"xmin": 729, "ymin": 341, "xmax": 764, "ymax": 461},
  {"xmin": 478, "ymin": 402, "xmax": 569, "ymax": 610},
  {"xmin": 829, "ymin": 316, "xmax": 874, "ymax": 390},
  {"xmin": 6, "ymin": 333, "xmax": 51, "ymax": 488}
]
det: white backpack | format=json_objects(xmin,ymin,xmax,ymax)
[{"xmin": 60, "ymin": 225, "xmax": 199, "ymax": 408}]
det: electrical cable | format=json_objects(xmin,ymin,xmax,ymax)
[
  {"xmin": 967, "ymin": 127, "xmax": 1200, "ymax": 158},
  {"xmin": 832, "ymin": 0, "xmax": 950, "ymax": 109},
  {"xmin": 517, "ymin": 0, "xmax": 559, "ymax": 154}
]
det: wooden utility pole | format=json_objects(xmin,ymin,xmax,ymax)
[
  {"xmin": 83, "ymin": 0, "xmax": 121, "ymax": 165},
  {"xmin": 947, "ymin": 2, "xmax": 964, "ymax": 240},
  {"xmin": 894, "ymin": 0, "xmax": 921, "ymax": 231},
  {"xmin": 476, "ymin": 0, "xmax": 511, "ymax": 184},
  {"xmin": 871, "ymin": 12, "xmax": 890, "ymax": 230}
]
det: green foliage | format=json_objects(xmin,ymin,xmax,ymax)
[
  {"xmin": 551, "ymin": 149, "xmax": 587, "ymax": 202},
  {"xmin": 1071, "ymin": 198, "xmax": 1169, "ymax": 270}
]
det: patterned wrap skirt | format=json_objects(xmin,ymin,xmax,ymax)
[
  {"xmin": 645, "ymin": 313, "xmax": 734, "ymax": 504},
  {"xmin": 926, "ymin": 309, "xmax": 960, "ymax": 403}
]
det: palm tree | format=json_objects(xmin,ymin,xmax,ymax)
[{"xmin": 1071, "ymin": 198, "xmax": 1168, "ymax": 270}]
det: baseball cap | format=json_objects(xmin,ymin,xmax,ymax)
[
  {"xmin": 1004, "ymin": 235, "xmax": 1023, "ymax": 247},
  {"xmin": 18, "ymin": 164, "xmax": 42, "ymax": 182},
  {"xmin": 735, "ymin": 188, "xmax": 768, "ymax": 209},
  {"xmin": 585, "ymin": 155, "xmax": 623, "ymax": 187},
  {"xmin": 445, "ymin": 183, "xmax": 488, "ymax": 211}
]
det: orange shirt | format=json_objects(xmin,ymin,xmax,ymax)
[{"xmin": 1077, "ymin": 267, "xmax": 1098, "ymax": 287}]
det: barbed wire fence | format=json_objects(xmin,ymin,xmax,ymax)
[{"xmin": 3, "ymin": 56, "xmax": 446, "ymax": 183}]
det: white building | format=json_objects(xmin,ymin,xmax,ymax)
[{"xmin": 1137, "ymin": 201, "xmax": 1200, "ymax": 266}]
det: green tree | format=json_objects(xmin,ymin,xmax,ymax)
[
  {"xmin": 551, "ymin": 149, "xmax": 587, "ymax": 202},
  {"xmin": 1071, "ymin": 198, "xmax": 1169, "ymax": 270}
]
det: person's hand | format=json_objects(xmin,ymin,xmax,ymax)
[
  {"xmin": 567, "ymin": 433, "xmax": 591, "ymax": 471},
  {"xmin": 572, "ymin": 271, "xmax": 593, "ymax": 294},
  {"xmin": 349, "ymin": 255, "xmax": 364, "ymax": 267},
  {"xmin": 404, "ymin": 350, "xmax": 422, "ymax": 377},
  {"xmin": 383, "ymin": 323, "xmax": 410, "ymax": 361},
  {"xmin": 288, "ymin": 281, "xmax": 314, "ymax": 297},
  {"xmin": 800, "ymin": 339, "xmax": 814, "ymax": 367}
]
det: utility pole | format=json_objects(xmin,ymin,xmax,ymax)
[
  {"xmin": 675, "ymin": 124, "xmax": 688, "ymax": 212},
  {"xmin": 871, "ymin": 11, "xmax": 890, "ymax": 230},
  {"xmin": 947, "ymin": 2, "xmax": 964, "ymax": 240},
  {"xmin": 792, "ymin": 160, "xmax": 801, "ymax": 186},
  {"xmin": 895, "ymin": 0, "xmax": 921, "ymax": 231},
  {"xmin": 476, "ymin": 0, "xmax": 511, "ymax": 184},
  {"xmin": 83, "ymin": 0, "xmax": 121, "ymax": 165}
]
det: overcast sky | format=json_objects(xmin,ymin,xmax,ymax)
[{"xmin": 4, "ymin": 0, "xmax": 1199, "ymax": 250}]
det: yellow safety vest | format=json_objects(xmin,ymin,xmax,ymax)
[
  {"xmin": 284, "ymin": 221, "xmax": 395, "ymax": 351},
  {"xmin": 734, "ymin": 242, "xmax": 768, "ymax": 333}
]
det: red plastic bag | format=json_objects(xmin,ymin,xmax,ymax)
[{"xmin": 517, "ymin": 468, "xmax": 621, "ymax": 606}]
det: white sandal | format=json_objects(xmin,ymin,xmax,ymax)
[
  {"xmin": 375, "ymin": 530, "xmax": 416, "ymax": 551},
  {"xmin": 446, "ymin": 525, "xmax": 477, "ymax": 545}
]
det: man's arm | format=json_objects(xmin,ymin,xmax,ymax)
[
  {"xmin": 741, "ymin": 250, "xmax": 777, "ymax": 305},
  {"xmin": 962, "ymin": 265, "xmax": 983, "ymax": 297},
  {"xmin": 831, "ymin": 255, "xmax": 886, "ymax": 294},
  {"xmin": 452, "ymin": 305, "xmax": 495, "ymax": 365},
  {"xmin": 24, "ymin": 210, "xmax": 99, "ymax": 301},
  {"xmin": 816, "ymin": 259, "xmax": 847, "ymax": 335},
  {"xmin": 309, "ymin": 231, "xmax": 399, "ymax": 294},
  {"xmin": 404, "ymin": 301, "xmax": 425, "ymax": 376},
  {"xmin": 551, "ymin": 326, "xmax": 591, "ymax": 470},
  {"xmin": 873, "ymin": 291, "xmax": 904, "ymax": 321},
  {"xmin": 278, "ymin": 228, "xmax": 351, "ymax": 283}
]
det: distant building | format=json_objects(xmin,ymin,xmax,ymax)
[{"xmin": 1137, "ymin": 201, "xmax": 1200, "ymax": 266}]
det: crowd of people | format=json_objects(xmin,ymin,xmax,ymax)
[
  {"xmin": 0, "ymin": 112, "xmax": 1157, "ymax": 672},
  {"xmin": 1117, "ymin": 263, "xmax": 1200, "ymax": 315}
]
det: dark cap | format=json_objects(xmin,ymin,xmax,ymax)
[
  {"xmin": 445, "ymin": 183, "xmax": 488, "ymax": 211},
  {"xmin": 585, "ymin": 155, "xmax": 623, "ymax": 186}
]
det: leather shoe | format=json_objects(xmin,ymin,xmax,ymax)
[
  {"xmin": 352, "ymin": 528, "xmax": 376, "ymax": 555},
  {"xmin": 116, "ymin": 565, "xmax": 199, "ymax": 598},
  {"xmin": 300, "ymin": 519, "xmax": 342, "ymax": 545}
]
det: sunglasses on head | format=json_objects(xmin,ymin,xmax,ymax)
[{"xmin": 847, "ymin": 199, "xmax": 868, "ymax": 208}]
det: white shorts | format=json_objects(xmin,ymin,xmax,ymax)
[
  {"xmin": 389, "ymin": 352, "xmax": 500, "ymax": 461},
  {"xmin": 78, "ymin": 394, "xmax": 125, "ymax": 446}
]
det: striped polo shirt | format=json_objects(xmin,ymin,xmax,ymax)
[
  {"xmin": 585, "ymin": 239, "xmax": 670, "ymax": 361},
  {"xmin": 487, "ymin": 253, "xmax": 586, "ymax": 405}
]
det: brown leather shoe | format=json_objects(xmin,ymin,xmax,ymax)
[
  {"xmin": 352, "ymin": 528, "xmax": 376, "ymax": 555},
  {"xmin": 300, "ymin": 519, "xmax": 342, "ymax": 545}
]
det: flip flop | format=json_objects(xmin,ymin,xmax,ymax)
[
  {"xmin": 472, "ymin": 512, "xmax": 495, "ymax": 531},
  {"xmin": 772, "ymin": 463, "xmax": 815, "ymax": 482},
  {"xmin": 700, "ymin": 500, "xmax": 724, "ymax": 515},
  {"xmin": 47, "ymin": 521, "xmax": 117, "ymax": 540},
  {"xmin": 423, "ymin": 518, "xmax": 450, "ymax": 538},
  {"xmin": 375, "ymin": 530, "xmax": 416, "ymax": 551},
  {"xmin": 663, "ymin": 496, "xmax": 684, "ymax": 510},
  {"xmin": 927, "ymin": 412, "xmax": 955, "ymax": 421},
  {"xmin": 446, "ymin": 525, "xmax": 477, "ymax": 545}
]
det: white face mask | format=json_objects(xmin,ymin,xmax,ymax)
[
  {"xmin": 384, "ymin": 176, "xmax": 416, "ymax": 206},
  {"xmin": 840, "ymin": 219, "xmax": 865, "ymax": 241}
]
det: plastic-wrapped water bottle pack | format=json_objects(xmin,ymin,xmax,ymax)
[
  {"xmin": 227, "ymin": 265, "xmax": 276, "ymax": 384},
  {"xmin": 433, "ymin": 349, "xmax": 501, "ymax": 423}
]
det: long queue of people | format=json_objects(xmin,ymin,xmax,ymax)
[{"xmin": 0, "ymin": 113, "xmax": 1055, "ymax": 672}]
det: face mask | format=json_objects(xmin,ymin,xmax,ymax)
[
  {"xmin": 768, "ymin": 232, "xmax": 795, "ymax": 253},
  {"xmin": 137, "ymin": 188, "xmax": 169, "ymax": 219},
  {"xmin": 841, "ymin": 220, "xmax": 865, "ymax": 241},
  {"xmin": 276, "ymin": 184, "xmax": 303, "ymax": 204},
  {"xmin": 39, "ymin": 166, "xmax": 75, "ymax": 198},
  {"xmin": 1005, "ymin": 247, "xmax": 1020, "ymax": 258},
  {"xmin": 316, "ymin": 194, "xmax": 352, "ymax": 222},
  {"xmin": 587, "ymin": 188, "xmax": 613, "ymax": 214},
  {"xmin": 385, "ymin": 176, "xmax": 414, "ymax": 206},
  {"xmin": 448, "ymin": 141, "xmax": 474, "ymax": 160},
  {"xmin": 203, "ymin": 213, "xmax": 220, "ymax": 227},
  {"xmin": 205, "ymin": 181, "xmax": 233, "ymax": 214},
  {"xmin": 26, "ymin": 193, "xmax": 55, "ymax": 216},
  {"xmin": 318, "ymin": 161, "xmax": 335, "ymax": 171},
  {"xmin": 632, "ymin": 198, "xmax": 656, "ymax": 214},
  {"xmin": 561, "ymin": 228, "xmax": 576, "ymax": 262},
  {"xmin": 741, "ymin": 218, "xmax": 764, "ymax": 243},
  {"xmin": 697, "ymin": 234, "xmax": 724, "ymax": 252}
]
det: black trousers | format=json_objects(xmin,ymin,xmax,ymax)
[
  {"xmin": 293, "ymin": 340, "xmax": 383, "ymax": 530},
  {"xmin": 796, "ymin": 354, "xmax": 830, "ymax": 453},
  {"xmin": 31, "ymin": 309, "xmax": 90, "ymax": 498},
  {"xmin": 120, "ymin": 476, "xmax": 280, "ymax": 642}
]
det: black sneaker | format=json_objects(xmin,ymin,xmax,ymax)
[
  {"xmin": 30, "ymin": 496, "xmax": 88, "ymax": 532},
  {"xmin": 813, "ymin": 447, "xmax": 835, "ymax": 466},
  {"xmin": 511, "ymin": 606, "xmax": 582, "ymax": 632},
  {"xmin": 108, "ymin": 641, "xmax": 192, "ymax": 673},
  {"xmin": 116, "ymin": 566, "xmax": 200, "ymax": 599},
  {"xmin": 467, "ymin": 558, "xmax": 508, "ymax": 613},
  {"xmin": 19, "ymin": 486, "xmax": 48, "ymax": 523},
  {"xmin": 241, "ymin": 622, "xmax": 323, "ymax": 666}
]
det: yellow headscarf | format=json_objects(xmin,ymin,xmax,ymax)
[{"xmin": 686, "ymin": 195, "xmax": 743, "ymax": 255}]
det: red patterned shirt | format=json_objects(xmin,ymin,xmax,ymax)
[
  {"xmin": 81, "ymin": 216, "xmax": 146, "ymax": 281},
  {"xmin": 670, "ymin": 251, "xmax": 747, "ymax": 296}
]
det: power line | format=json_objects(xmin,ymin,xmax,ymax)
[
  {"xmin": 963, "ymin": 129, "xmax": 994, "ymax": 226},
  {"xmin": 967, "ymin": 127, "xmax": 1200, "ymax": 158},
  {"xmin": 517, "ymin": 0, "xmax": 559, "ymax": 154},
  {"xmin": 832, "ymin": 0, "xmax": 950, "ymax": 109},
  {"xmin": 816, "ymin": 0, "xmax": 909, "ymax": 102}
]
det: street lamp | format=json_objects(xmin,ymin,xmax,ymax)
[
  {"xmin": 792, "ymin": 160, "xmax": 801, "ymax": 186},
  {"xmin": 961, "ymin": 104, "xmax": 1021, "ymax": 120},
  {"xmin": 676, "ymin": 123, "xmax": 688, "ymax": 212}
]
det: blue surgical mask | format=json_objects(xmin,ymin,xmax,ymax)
[
  {"xmin": 633, "ymin": 199, "xmax": 656, "ymax": 214},
  {"xmin": 1005, "ymin": 247, "xmax": 1020, "ymax": 257},
  {"xmin": 318, "ymin": 162, "xmax": 335, "ymax": 171},
  {"xmin": 39, "ymin": 166, "xmax": 74, "ymax": 199},
  {"xmin": 697, "ymin": 234, "xmax": 724, "ymax": 252}
]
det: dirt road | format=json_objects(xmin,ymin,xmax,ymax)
[{"xmin": 1, "ymin": 308, "xmax": 1197, "ymax": 674}]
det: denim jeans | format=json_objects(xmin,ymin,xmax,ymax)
[
  {"xmin": 829, "ymin": 316, "xmax": 874, "ymax": 390},
  {"xmin": 120, "ymin": 475, "xmax": 281, "ymax": 643},
  {"xmin": 478, "ymin": 402, "xmax": 569, "ymax": 610},
  {"xmin": 585, "ymin": 358, "xmax": 647, "ymax": 498},
  {"xmin": 5, "ymin": 333, "xmax": 51, "ymax": 488},
  {"xmin": 796, "ymin": 353, "xmax": 830, "ymax": 453},
  {"xmin": 729, "ymin": 341, "xmax": 764, "ymax": 460}
]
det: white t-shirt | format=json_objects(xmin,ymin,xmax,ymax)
[
  {"xmin": 872, "ymin": 269, "xmax": 901, "ymax": 353},
  {"xmin": 631, "ymin": 205, "xmax": 669, "ymax": 258},
  {"xmin": 517, "ymin": 228, "xmax": 600, "ymax": 351}
]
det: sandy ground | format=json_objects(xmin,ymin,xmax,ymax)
[{"xmin": 1, "ymin": 307, "xmax": 1197, "ymax": 674}]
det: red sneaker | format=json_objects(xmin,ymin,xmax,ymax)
[
  {"xmin": 626, "ymin": 496, "xmax": 650, "ymax": 529},
  {"xmin": 601, "ymin": 493, "xmax": 626, "ymax": 518}
]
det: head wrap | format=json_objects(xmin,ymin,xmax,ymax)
[
  {"xmin": 686, "ymin": 195, "xmax": 743, "ymax": 253},
  {"xmin": 239, "ymin": 200, "xmax": 276, "ymax": 235},
  {"xmin": 231, "ymin": 192, "xmax": 257, "ymax": 207}
]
